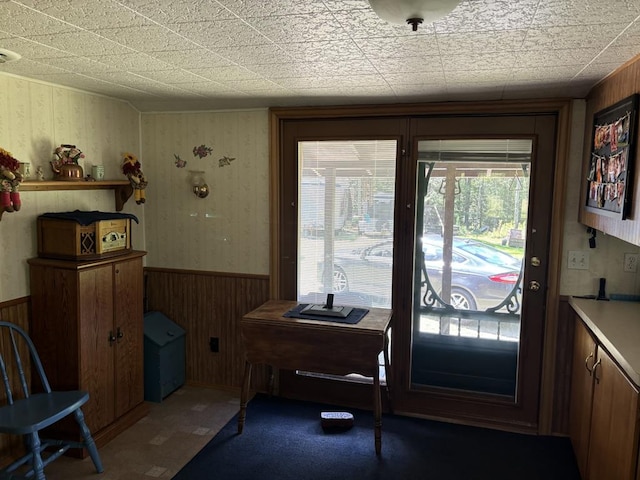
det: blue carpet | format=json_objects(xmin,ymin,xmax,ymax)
[{"xmin": 173, "ymin": 394, "xmax": 580, "ymax": 480}]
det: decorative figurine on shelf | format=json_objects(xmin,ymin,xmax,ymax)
[
  {"xmin": 36, "ymin": 166, "xmax": 45, "ymax": 181},
  {"xmin": 122, "ymin": 152, "xmax": 147, "ymax": 204},
  {"xmin": 0, "ymin": 147, "xmax": 23, "ymax": 212},
  {"xmin": 51, "ymin": 144, "xmax": 85, "ymax": 181}
]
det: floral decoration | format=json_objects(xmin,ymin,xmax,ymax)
[
  {"xmin": 174, "ymin": 154, "xmax": 186, "ymax": 168},
  {"xmin": 193, "ymin": 144, "xmax": 213, "ymax": 158},
  {"xmin": 54, "ymin": 144, "xmax": 85, "ymax": 164},
  {"xmin": 218, "ymin": 156, "xmax": 236, "ymax": 167},
  {"xmin": 0, "ymin": 148, "xmax": 20, "ymax": 172},
  {"xmin": 0, "ymin": 147, "xmax": 23, "ymax": 213}
]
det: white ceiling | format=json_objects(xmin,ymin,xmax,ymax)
[{"xmin": 1, "ymin": 0, "xmax": 639, "ymax": 112}]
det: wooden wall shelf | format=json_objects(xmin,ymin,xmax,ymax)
[{"xmin": 0, "ymin": 180, "xmax": 134, "ymax": 221}]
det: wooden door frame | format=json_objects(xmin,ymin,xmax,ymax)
[{"xmin": 269, "ymin": 99, "xmax": 572, "ymax": 434}]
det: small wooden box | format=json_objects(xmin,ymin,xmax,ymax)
[{"xmin": 37, "ymin": 216, "xmax": 132, "ymax": 260}]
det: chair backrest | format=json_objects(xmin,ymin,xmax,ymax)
[{"xmin": 0, "ymin": 321, "xmax": 51, "ymax": 406}]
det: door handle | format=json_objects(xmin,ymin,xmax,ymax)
[
  {"xmin": 585, "ymin": 352, "xmax": 594, "ymax": 374},
  {"xmin": 531, "ymin": 257, "xmax": 541, "ymax": 267},
  {"xmin": 528, "ymin": 280, "xmax": 541, "ymax": 291},
  {"xmin": 593, "ymin": 358, "xmax": 602, "ymax": 384}
]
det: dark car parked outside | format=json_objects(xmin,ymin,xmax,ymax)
[{"xmin": 323, "ymin": 237, "xmax": 522, "ymax": 311}]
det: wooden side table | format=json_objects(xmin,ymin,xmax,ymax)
[{"xmin": 238, "ymin": 300, "xmax": 392, "ymax": 455}]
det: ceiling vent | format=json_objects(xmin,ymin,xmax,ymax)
[{"xmin": 0, "ymin": 49, "xmax": 21, "ymax": 64}]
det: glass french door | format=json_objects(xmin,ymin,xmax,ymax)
[
  {"xmin": 411, "ymin": 139, "xmax": 531, "ymax": 397},
  {"xmin": 277, "ymin": 113, "xmax": 558, "ymax": 428}
]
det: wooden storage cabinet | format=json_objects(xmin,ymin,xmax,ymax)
[
  {"xmin": 28, "ymin": 251, "xmax": 148, "ymax": 449},
  {"xmin": 569, "ymin": 315, "xmax": 640, "ymax": 480}
]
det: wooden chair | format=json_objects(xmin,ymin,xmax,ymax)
[{"xmin": 0, "ymin": 321, "xmax": 103, "ymax": 480}]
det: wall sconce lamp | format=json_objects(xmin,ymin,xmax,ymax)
[
  {"xmin": 368, "ymin": 0, "xmax": 461, "ymax": 31},
  {"xmin": 189, "ymin": 170, "xmax": 210, "ymax": 198}
]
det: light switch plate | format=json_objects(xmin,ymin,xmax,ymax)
[
  {"xmin": 568, "ymin": 251, "xmax": 589, "ymax": 270},
  {"xmin": 624, "ymin": 253, "xmax": 638, "ymax": 273}
]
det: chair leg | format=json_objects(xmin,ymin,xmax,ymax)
[
  {"xmin": 73, "ymin": 408, "xmax": 104, "ymax": 473},
  {"xmin": 28, "ymin": 432, "xmax": 46, "ymax": 480}
]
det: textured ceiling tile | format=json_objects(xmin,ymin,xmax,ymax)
[
  {"xmin": 29, "ymin": 55, "xmax": 120, "ymax": 74},
  {"xmin": 0, "ymin": 2, "xmax": 77, "ymax": 36},
  {"xmin": 515, "ymin": 49, "xmax": 601, "ymax": 68},
  {"xmin": 148, "ymin": 49, "xmax": 234, "ymax": 69},
  {"xmin": 129, "ymin": 69, "xmax": 214, "ymax": 84},
  {"xmin": 233, "ymin": 85, "xmax": 293, "ymax": 96},
  {"xmin": 510, "ymin": 65, "xmax": 583, "ymax": 82},
  {"xmin": 86, "ymin": 53, "xmax": 174, "ymax": 71},
  {"xmin": 293, "ymin": 84, "xmax": 396, "ymax": 97},
  {"xmin": 445, "ymin": 69, "xmax": 513, "ymax": 83},
  {"xmin": 174, "ymin": 82, "xmax": 237, "ymax": 96},
  {"xmin": 190, "ymin": 65, "xmax": 263, "ymax": 82},
  {"xmin": 218, "ymin": 0, "xmax": 330, "ymax": 17},
  {"xmin": 573, "ymin": 62, "xmax": 626, "ymax": 83},
  {"xmin": 171, "ymin": 19, "xmax": 270, "ymax": 48},
  {"xmin": 96, "ymin": 71, "xmax": 183, "ymax": 90},
  {"xmin": 281, "ymin": 39, "xmax": 365, "ymax": 62},
  {"xmin": 213, "ymin": 44, "xmax": 291, "ymax": 65},
  {"xmin": 27, "ymin": 71, "xmax": 158, "ymax": 95},
  {"xmin": 17, "ymin": 0, "xmax": 155, "ymax": 29},
  {"xmin": 273, "ymin": 74, "xmax": 386, "ymax": 89},
  {"xmin": 253, "ymin": 59, "xmax": 378, "ymax": 79},
  {"xmin": 0, "ymin": 36, "xmax": 71, "ymax": 59},
  {"xmin": 391, "ymin": 84, "xmax": 448, "ymax": 96},
  {"xmin": 354, "ymin": 35, "xmax": 439, "ymax": 59},
  {"xmin": 445, "ymin": 85, "xmax": 504, "ymax": 101},
  {"xmin": 434, "ymin": 0, "xmax": 538, "ymax": 33},
  {"xmin": 220, "ymin": 78, "xmax": 282, "ymax": 90},
  {"xmin": 89, "ymin": 25, "xmax": 200, "ymax": 53},
  {"xmin": 437, "ymin": 30, "xmax": 527, "ymax": 56},
  {"xmin": 118, "ymin": 0, "xmax": 236, "ymax": 24},
  {"xmin": 368, "ymin": 56, "xmax": 445, "ymax": 75},
  {"xmin": 383, "ymin": 71, "xmax": 446, "ymax": 85},
  {"xmin": 248, "ymin": 13, "xmax": 351, "ymax": 43},
  {"xmin": 322, "ymin": 0, "xmax": 370, "ymax": 11},
  {"xmin": 0, "ymin": 57, "xmax": 67, "ymax": 75},
  {"xmin": 522, "ymin": 25, "xmax": 624, "ymax": 51},
  {"xmin": 531, "ymin": 0, "xmax": 640, "ymax": 27},
  {"xmin": 1, "ymin": 0, "xmax": 639, "ymax": 111},
  {"xmin": 443, "ymin": 52, "xmax": 519, "ymax": 71},
  {"xmin": 592, "ymin": 44, "xmax": 640, "ymax": 66},
  {"xmin": 23, "ymin": 31, "xmax": 133, "ymax": 56}
]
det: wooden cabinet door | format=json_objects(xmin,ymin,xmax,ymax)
[
  {"xmin": 78, "ymin": 265, "xmax": 115, "ymax": 433},
  {"xmin": 588, "ymin": 348, "xmax": 640, "ymax": 480},
  {"xmin": 113, "ymin": 257, "xmax": 144, "ymax": 419},
  {"xmin": 569, "ymin": 316, "xmax": 596, "ymax": 479}
]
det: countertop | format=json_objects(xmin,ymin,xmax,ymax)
[{"xmin": 569, "ymin": 297, "xmax": 640, "ymax": 386}]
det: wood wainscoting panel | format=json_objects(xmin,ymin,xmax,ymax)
[
  {"xmin": 144, "ymin": 268, "xmax": 271, "ymax": 392},
  {"xmin": 0, "ymin": 298, "xmax": 30, "ymax": 468}
]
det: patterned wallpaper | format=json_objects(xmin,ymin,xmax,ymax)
[
  {"xmin": 140, "ymin": 110, "xmax": 270, "ymax": 275},
  {"xmin": 0, "ymin": 72, "xmax": 636, "ymax": 303},
  {"xmin": 0, "ymin": 74, "xmax": 142, "ymax": 302}
]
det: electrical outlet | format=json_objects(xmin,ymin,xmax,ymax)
[
  {"xmin": 568, "ymin": 250, "xmax": 589, "ymax": 270},
  {"xmin": 624, "ymin": 253, "xmax": 639, "ymax": 273}
]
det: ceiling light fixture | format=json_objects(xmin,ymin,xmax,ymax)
[
  {"xmin": 0, "ymin": 48, "xmax": 21, "ymax": 64},
  {"xmin": 368, "ymin": 0, "xmax": 461, "ymax": 31}
]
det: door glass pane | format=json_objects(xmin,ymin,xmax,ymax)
[
  {"xmin": 411, "ymin": 139, "xmax": 531, "ymax": 397},
  {"xmin": 297, "ymin": 140, "xmax": 397, "ymax": 309}
]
